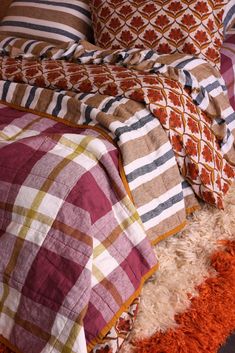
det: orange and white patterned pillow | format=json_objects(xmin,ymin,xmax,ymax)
[{"xmin": 90, "ymin": 0, "xmax": 228, "ymax": 69}]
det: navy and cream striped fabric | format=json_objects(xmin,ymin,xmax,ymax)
[
  {"xmin": 223, "ymin": 0, "xmax": 235, "ymax": 33},
  {"xmin": 0, "ymin": 0, "xmax": 93, "ymax": 44}
]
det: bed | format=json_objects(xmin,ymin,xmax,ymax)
[{"xmin": 0, "ymin": 1, "xmax": 235, "ymax": 353}]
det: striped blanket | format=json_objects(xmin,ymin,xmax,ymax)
[
  {"xmin": 0, "ymin": 38, "xmax": 235, "ymax": 353},
  {"xmin": 0, "ymin": 43, "xmax": 235, "ymax": 242}
]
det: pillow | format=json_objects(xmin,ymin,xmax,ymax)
[
  {"xmin": 223, "ymin": 0, "xmax": 235, "ymax": 34},
  {"xmin": 0, "ymin": 0, "xmax": 93, "ymax": 44},
  {"xmin": 90, "ymin": 0, "xmax": 228, "ymax": 69}
]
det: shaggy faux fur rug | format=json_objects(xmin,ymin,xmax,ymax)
[{"xmin": 121, "ymin": 182, "xmax": 235, "ymax": 353}]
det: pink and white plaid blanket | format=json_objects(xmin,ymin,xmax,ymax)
[{"xmin": 0, "ymin": 103, "xmax": 157, "ymax": 353}]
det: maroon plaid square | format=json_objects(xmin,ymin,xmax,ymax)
[{"xmin": 22, "ymin": 247, "xmax": 84, "ymax": 312}]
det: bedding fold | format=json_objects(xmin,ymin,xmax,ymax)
[{"xmin": 0, "ymin": 45, "xmax": 234, "ymax": 211}]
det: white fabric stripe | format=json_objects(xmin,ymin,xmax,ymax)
[
  {"xmin": 227, "ymin": 118, "xmax": 235, "ymax": 131},
  {"xmin": 179, "ymin": 58, "xmax": 206, "ymax": 70},
  {"xmin": 164, "ymin": 55, "xmax": 193, "ymax": 67},
  {"xmin": 29, "ymin": 87, "xmax": 44, "ymax": 109},
  {"xmin": 0, "ymin": 311, "xmax": 14, "ymax": 339},
  {"xmin": 0, "ymin": 25, "xmax": 76, "ymax": 43},
  {"xmin": 85, "ymin": 139, "xmax": 112, "ymax": 160},
  {"xmin": 41, "ymin": 318, "xmax": 87, "ymax": 353},
  {"xmin": 111, "ymin": 118, "xmax": 159, "ymax": 144},
  {"xmin": 125, "ymin": 142, "xmax": 170, "ymax": 174},
  {"xmin": 195, "ymin": 95, "xmax": 208, "ymax": 111},
  {"xmin": 209, "ymin": 86, "xmax": 224, "ymax": 97},
  {"xmin": 143, "ymin": 198, "xmax": 185, "ymax": 231},
  {"xmin": 10, "ymin": 129, "xmax": 39, "ymax": 140},
  {"xmin": 0, "ymin": 37, "xmax": 17, "ymax": 49},
  {"xmin": 15, "ymin": 0, "xmax": 90, "ymax": 11},
  {"xmin": 129, "ymin": 156, "xmax": 176, "ymax": 190},
  {"xmin": 223, "ymin": 0, "xmax": 235, "ymax": 30},
  {"xmin": 23, "ymin": 41, "xmax": 52, "ymax": 55},
  {"xmin": 223, "ymin": 106, "xmax": 235, "ymax": 117},
  {"xmin": 5, "ymin": 82, "xmax": 17, "ymax": 103},
  {"xmin": 21, "ymin": 85, "xmax": 33, "ymax": 107},
  {"xmin": 6, "ymin": 220, "xmax": 48, "ymax": 245},
  {"xmin": 122, "ymin": 109, "xmax": 156, "ymax": 126},
  {"xmin": 51, "ymin": 43, "xmax": 78, "ymax": 59},
  {"xmin": 199, "ymin": 76, "xmax": 225, "ymax": 97},
  {"xmin": 11, "ymin": 2, "xmax": 91, "ymax": 23},
  {"xmin": 21, "ymin": 39, "xmax": 35, "ymax": 52},
  {"xmin": 1, "ymin": 124, "xmax": 22, "ymax": 138},
  {"xmin": 40, "ymin": 44, "xmax": 55, "ymax": 56},
  {"xmin": 182, "ymin": 186, "xmax": 195, "ymax": 197},
  {"xmin": 46, "ymin": 96, "xmax": 59, "ymax": 115},
  {"xmin": 80, "ymin": 103, "xmax": 99, "ymax": 124},
  {"xmin": 101, "ymin": 97, "xmax": 129, "ymax": 114},
  {"xmin": 59, "ymin": 134, "xmax": 109, "ymax": 160},
  {"xmin": 138, "ymin": 184, "xmax": 182, "ymax": 216},
  {"xmin": 98, "ymin": 96, "xmax": 116, "ymax": 110},
  {"xmin": 111, "ymin": 201, "xmax": 146, "ymax": 246},
  {"xmin": 2, "ymin": 16, "xmax": 85, "ymax": 38},
  {"xmin": 221, "ymin": 131, "xmax": 235, "ymax": 154},
  {"xmin": 57, "ymin": 96, "xmax": 69, "ymax": 118}
]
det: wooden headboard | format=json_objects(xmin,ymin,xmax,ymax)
[{"xmin": 0, "ymin": 0, "xmax": 12, "ymax": 21}]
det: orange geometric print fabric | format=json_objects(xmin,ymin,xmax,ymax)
[{"xmin": 90, "ymin": 0, "xmax": 228, "ymax": 69}]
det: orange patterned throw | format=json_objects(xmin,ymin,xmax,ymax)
[{"xmin": 90, "ymin": 0, "xmax": 228, "ymax": 69}]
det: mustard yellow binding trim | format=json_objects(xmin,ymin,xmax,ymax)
[
  {"xmin": 151, "ymin": 204, "xmax": 201, "ymax": 246},
  {"xmin": 186, "ymin": 205, "xmax": 201, "ymax": 215},
  {"xmin": 151, "ymin": 220, "xmax": 187, "ymax": 246},
  {"xmin": 87, "ymin": 263, "xmax": 159, "ymax": 352}
]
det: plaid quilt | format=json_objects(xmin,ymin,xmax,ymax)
[{"xmin": 0, "ymin": 103, "xmax": 157, "ymax": 353}]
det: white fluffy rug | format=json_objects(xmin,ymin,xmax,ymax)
[{"xmin": 121, "ymin": 183, "xmax": 235, "ymax": 352}]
